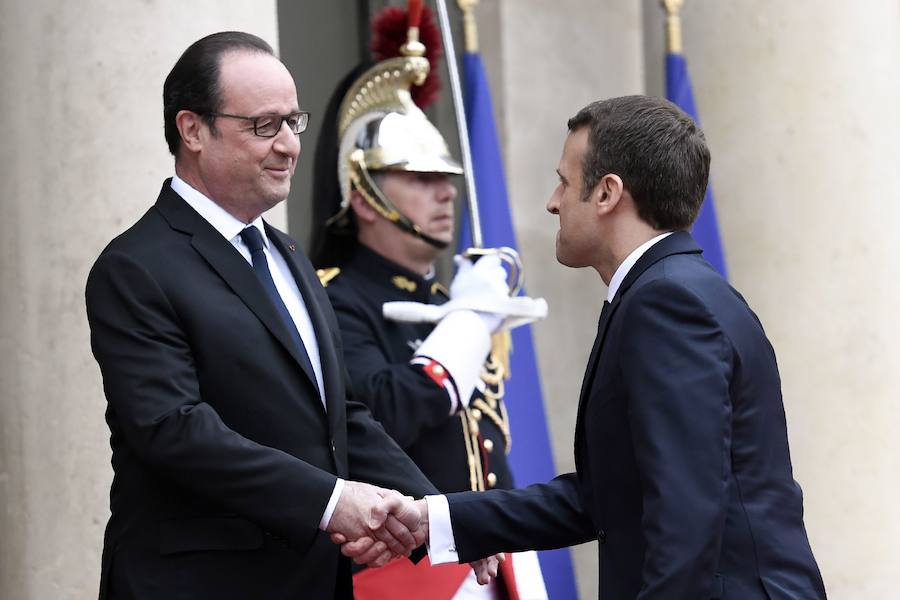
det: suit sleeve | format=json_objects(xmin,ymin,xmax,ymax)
[
  {"xmin": 86, "ymin": 250, "xmax": 337, "ymax": 551},
  {"xmin": 344, "ymin": 395, "xmax": 438, "ymax": 498},
  {"xmin": 328, "ymin": 288, "xmax": 458, "ymax": 449},
  {"xmin": 445, "ymin": 473, "xmax": 596, "ymax": 562},
  {"xmin": 619, "ymin": 280, "xmax": 732, "ymax": 598}
]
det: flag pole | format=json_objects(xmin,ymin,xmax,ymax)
[
  {"xmin": 459, "ymin": 0, "xmax": 478, "ymax": 53},
  {"xmin": 434, "ymin": 0, "xmax": 483, "ymax": 249},
  {"xmin": 662, "ymin": 0, "xmax": 684, "ymax": 53}
]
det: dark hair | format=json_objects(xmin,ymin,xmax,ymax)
[
  {"xmin": 308, "ymin": 63, "xmax": 372, "ymax": 268},
  {"xmin": 567, "ymin": 95, "xmax": 710, "ymax": 230},
  {"xmin": 163, "ymin": 31, "xmax": 274, "ymax": 156}
]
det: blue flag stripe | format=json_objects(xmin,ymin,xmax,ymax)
[
  {"xmin": 665, "ymin": 52, "xmax": 728, "ymax": 278},
  {"xmin": 461, "ymin": 51, "xmax": 578, "ymax": 599}
]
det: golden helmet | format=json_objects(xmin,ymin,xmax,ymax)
[{"xmin": 326, "ymin": 16, "xmax": 462, "ymax": 248}]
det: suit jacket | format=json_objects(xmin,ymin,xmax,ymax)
[
  {"xmin": 444, "ymin": 232, "xmax": 826, "ymax": 599},
  {"xmin": 85, "ymin": 180, "xmax": 436, "ymax": 600}
]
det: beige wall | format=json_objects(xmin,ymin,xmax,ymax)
[{"xmin": 0, "ymin": 2, "xmax": 283, "ymax": 598}]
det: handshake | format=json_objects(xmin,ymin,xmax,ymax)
[{"xmin": 324, "ymin": 481, "xmax": 502, "ymax": 585}]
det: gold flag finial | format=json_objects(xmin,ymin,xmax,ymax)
[
  {"xmin": 661, "ymin": 0, "xmax": 684, "ymax": 54},
  {"xmin": 457, "ymin": 0, "xmax": 479, "ymax": 53}
]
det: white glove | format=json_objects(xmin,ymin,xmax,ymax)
[
  {"xmin": 388, "ymin": 254, "xmax": 548, "ymax": 411},
  {"xmin": 383, "ymin": 296, "xmax": 548, "ymax": 330},
  {"xmin": 412, "ymin": 310, "xmax": 492, "ymax": 411},
  {"xmin": 450, "ymin": 254, "xmax": 509, "ymax": 301},
  {"xmin": 450, "ymin": 254, "xmax": 509, "ymax": 333}
]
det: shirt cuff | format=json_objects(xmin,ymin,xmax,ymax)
[
  {"xmin": 425, "ymin": 494, "xmax": 459, "ymax": 564},
  {"xmin": 319, "ymin": 478, "xmax": 345, "ymax": 530}
]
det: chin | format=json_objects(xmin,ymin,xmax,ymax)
[
  {"xmin": 555, "ymin": 248, "xmax": 580, "ymax": 268},
  {"xmin": 424, "ymin": 228, "xmax": 453, "ymax": 247},
  {"xmin": 261, "ymin": 186, "xmax": 290, "ymax": 207}
]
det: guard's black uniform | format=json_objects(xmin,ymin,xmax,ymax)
[{"xmin": 323, "ymin": 244, "xmax": 513, "ymax": 494}]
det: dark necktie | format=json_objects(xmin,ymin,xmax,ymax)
[
  {"xmin": 239, "ymin": 226, "xmax": 317, "ymax": 385},
  {"xmin": 582, "ymin": 299, "xmax": 612, "ymax": 387},
  {"xmin": 597, "ymin": 300, "xmax": 611, "ymax": 331}
]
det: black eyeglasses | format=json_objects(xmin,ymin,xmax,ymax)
[{"xmin": 208, "ymin": 111, "xmax": 310, "ymax": 137}]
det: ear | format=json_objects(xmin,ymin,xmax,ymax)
[
  {"xmin": 175, "ymin": 110, "xmax": 205, "ymax": 153},
  {"xmin": 349, "ymin": 191, "xmax": 379, "ymax": 224},
  {"xmin": 593, "ymin": 174, "xmax": 624, "ymax": 217}
]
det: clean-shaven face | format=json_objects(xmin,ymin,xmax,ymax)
[
  {"xmin": 198, "ymin": 51, "xmax": 301, "ymax": 222},
  {"xmin": 380, "ymin": 170, "xmax": 457, "ymax": 249},
  {"xmin": 547, "ymin": 128, "xmax": 598, "ymax": 268}
]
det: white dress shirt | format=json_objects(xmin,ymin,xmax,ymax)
[
  {"xmin": 424, "ymin": 231, "xmax": 674, "ymax": 566},
  {"xmin": 170, "ymin": 175, "xmax": 343, "ymax": 528}
]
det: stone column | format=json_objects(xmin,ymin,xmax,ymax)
[
  {"xmin": 643, "ymin": 1, "xmax": 900, "ymax": 595},
  {"xmin": 0, "ymin": 2, "xmax": 283, "ymax": 598},
  {"xmin": 487, "ymin": 1, "xmax": 645, "ymax": 597}
]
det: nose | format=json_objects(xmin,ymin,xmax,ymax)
[
  {"xmin": 547, "ymin": 186, "xmax": 561, "ymax": 215},
  {"xmin": 273, "ymin": 120, "xmax": 301, "ymax": 159},
  {"xmin": 439, "ymin": 178, "xmax": 457, "ymax": 204}
]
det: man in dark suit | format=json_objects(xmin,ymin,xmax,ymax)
[
  {"xmin": 342, "ymin": 95, "xmax": 827, "ymax": 598},
  {"xmin": 85, "ymin": 32, "xmax": 435, "ymax": 599}
]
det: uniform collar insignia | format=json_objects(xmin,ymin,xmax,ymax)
[{"xmin": 392, "ymin": 275, "xmax": 417, "ymax": 293}]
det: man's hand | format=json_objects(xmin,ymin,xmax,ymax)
[
  {"xmin": 335, "ymin": 498, "xmax": 430, "ymax": 567},
  {"xmin": 470, "ymin": 553, "xmax": 504, "ymax": 585},
  {"xmin": 325, "ymin": 481, "xmax": 422, "ymax": 561}
]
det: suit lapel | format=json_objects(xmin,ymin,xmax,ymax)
[
  {"xmin": 154, "ymin": 184, "xmax": 321, "ymax": 397},
  {"xmin": 578, "ymin": 298, "xmax": 617, "ymax": 402},
  {"xmin": 267, "ymin": 225, "xmax": 345, "ymax": 428},
  {"xmin": 574, "ymin": 296, "xmax": 620, "ymax": 467}
]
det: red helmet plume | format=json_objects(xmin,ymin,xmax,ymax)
[{"xmin": 370, "ymin": 4, "xmax": 443, "ymax": 109}]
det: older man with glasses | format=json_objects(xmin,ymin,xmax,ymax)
[{"xmin": 85, "ymin": 31, "xmax": 437, "ymax": 600}]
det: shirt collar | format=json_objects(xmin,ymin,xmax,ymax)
[
  {"xmin": 606, "ymin": 231, "xmax": 673, "ymax": 302},
  {"xmin": 170, "ymin": 174, "xmax": 267, "ymax": 247}
]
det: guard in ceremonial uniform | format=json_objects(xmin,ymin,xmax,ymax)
[
  {"xmin": 321, "ymin": 247, "xmax": 514, "ymax": 495},
  {"xmin": 310, "ymin": 5, "xmax": 547, "ymax": 599}
]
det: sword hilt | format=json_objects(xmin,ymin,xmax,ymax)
[{"xmin": 461, "ymin": 246, "xmax": 524, "ymax": 297}]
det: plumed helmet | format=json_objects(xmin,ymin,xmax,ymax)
[{"xmin": 326, "ymin": 2, "xmax": 461, "ymax": 249}]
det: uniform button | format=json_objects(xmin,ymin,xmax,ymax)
[
  {"xmin": 598, "ymin": 529, "xmax": 607, "ymax": 543},
  {"xmin": 471, "ymin": 408, "xmax": 482, "ymax": 421},
  {"xmin": 483, "ymin": 439, "xmax": 494, "ymax": 453},
  {"xmin": 486, "ymin": 472, "xmax": 497, "ymax": 488}
]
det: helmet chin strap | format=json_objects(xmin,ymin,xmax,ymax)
[
  {"xmin": 387, "ymin": 211, "xmax": 450, "ymax": 250},
  {"xmin": 348, "ymin": 150, "xmax": 450, "ymax": 250}
]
